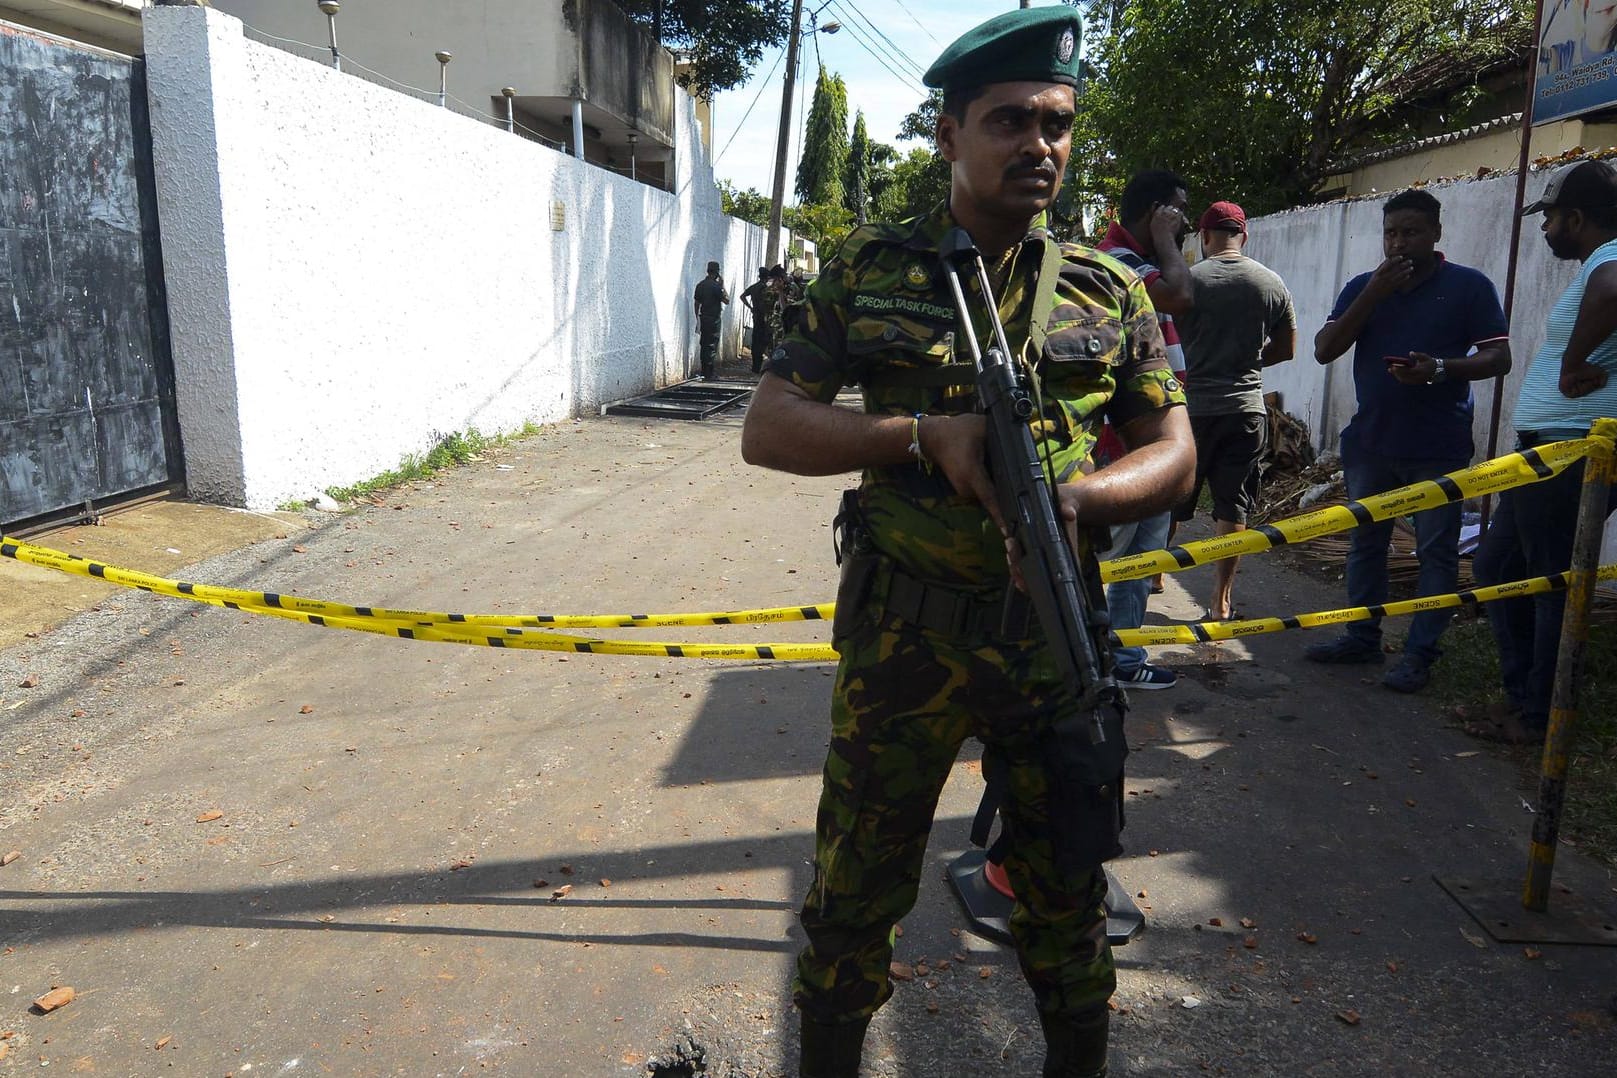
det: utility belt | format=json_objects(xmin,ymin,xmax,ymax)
[{"xmin": 832, "ymin": 490, "xmax": 1031, "ymax": 644}]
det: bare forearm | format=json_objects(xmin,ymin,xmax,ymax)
[
  {"xmin": 1449, "ymin": 342, "xmax": 1511, "ymax": 381},
  {"xmin": 741, "ymin": 376, "xmax": 911, "ymax": 475},
  {"xmin": 1067, "ymin": 407, "xmax": 1195, "ymax": 525},
  {"xmin": 1261, "ymin": 326, "xmax": 1296, "ymax": 368}
]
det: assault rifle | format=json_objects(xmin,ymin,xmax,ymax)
[{"xmin": 937, "ymin": 228, "xmax": 1122, "ymax": 746}]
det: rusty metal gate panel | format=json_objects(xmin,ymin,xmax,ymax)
[
  {"xmin": 603, "ymin": 380, "xmax": 753, "ymax": 420},
  {"xmin": 0, "ymin": 21, "xmax": 180, "ymax": 528}
]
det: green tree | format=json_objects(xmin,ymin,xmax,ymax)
[
  {"xmin": 619, "ymin": 1, "xmax": 790, "ymax": 100},
  {"xmin": 717, "ymin": 180, "xmax": 771, "ymax": 226},
  {"xmin": 845, "ymin": 111, "xmax": 871, "ymax": 224},
  {"xmin": 785, "ymin": 200, "xmax": 856, "ymax": 258},
  {"xmin": 1073, "ymin": 0, "xmax": 1533, "ymax": 214},
  {"xmin": 795, "ymin": 65, "xmax": 849, "ymax": 206}
]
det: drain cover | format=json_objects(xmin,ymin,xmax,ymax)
[{"xmin": 604, "ymin": 380, "xmax": 752, "ymax": 420}]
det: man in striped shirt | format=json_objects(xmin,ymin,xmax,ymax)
[{"xmin": 1099, "ymin": 169, "xmax": 1194, "ymax": 691}]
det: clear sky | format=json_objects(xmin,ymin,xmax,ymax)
[{"xmin": 707, "ymin": 0, "xmax": 1034, "ymax": 196}]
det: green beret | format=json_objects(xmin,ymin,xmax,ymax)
[{"xmin": 922, "ymin": 6, "xmax": 1082, "ymax": 93}]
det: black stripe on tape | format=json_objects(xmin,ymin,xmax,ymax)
[
  {"xmin": 1548, "ymin": 572, "xmax": 1568, "ymax": 589},
  {"xmin": 1189, "ymin": 623, "xmax": 1212, "ymax": 643},
  {"xmin": 506, "ymin": 627, "xmax": 522, "ymax": 635},
  {"xmin": 225, "ymin": 601, "xmax": 239, "ymax": 610},
  {"xmin": 1, "ymin": 543, "xmax": 16, "ymax": 557},
  {"xmin": 758, "ymin": 646, "xmax": 776, "ymax": 659},
  {"xmin": 1368, "ymin": 605, "xmax": 1387, "ymax": 618},
  {"xmin": 89, "ymin": 562, "xmax": 106, "ymax": 578},
  {"xmin": 179, "ymin": 582, "xmax": 195, "ymax": 594},
  {"xmin": 311, "ymin": 615, "xmax": 325, "ymax": 626},
  {"xmin": 576, "ymin": 642, "xmax": 595, "ymax": 653},
  {"xmin": 714, "ymin": 616, "xmax": 733, "ymax": 625},
  {"xmin": 1433, "ymin": 476, "xmax": 1463, "ymax": 502},
  {"xmin": 263, "ymin": 593, "xmax": 283, "ymax": 608},
  {"xmin": 1168, "ymin": 546, "xmax": 1196, "ymax": 570},
  {"xmin": 356, "ymin": 607, "xmax": 373, "ymax": 617},
  {"xmin": 1282, "ymin": 617, "xmax": 1302, "ymax": 630},
  {"xmin": 138, "ymin": 585, "xmax": 153, "ymax": 594},
  {"xmin": 449, "ymin": 614, "xmax": 466, "ymax": 622},
  {"xmin": 1458, "ymin": 590, "xmax": 1479, "ymax": 605},
  {"xmin": 668, "ymin": 646, "xmax": 685, "ymax": 657},
  {"xmin": 489, "ymin": 637, "xmax": 506, "ymax": 648},
  {"xmin": 632, "ymin": 614, "xmax": 649, "ymax": 621},
  {"xmin": 1522, "ymin": 447, "xmax": 1554, "ymax": 478},
  {"xmin": 398, "ymin": 628, "xmax": 415, "ymax": 639},
  {"xmin": 1348, "ymin": 502, "xmax": 1375, "ymax": 528},
  {"xmin": 536, "ymin": 615, "xmax": 555, "ymax": 623},
  {"xmin": 801, "ymin": 606, "xmax": 822, "ymax": 620},
  {"xmin": 1256, "ymin": 524, "xmax": 1287, "ymax": 547}
]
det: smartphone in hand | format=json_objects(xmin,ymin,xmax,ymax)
[{"xmin": 1384, "ymin": 354, "xmax": 1415, "ymax": 368}]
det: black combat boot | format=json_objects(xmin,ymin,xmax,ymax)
[
  {"xmin": 1039, "ymin": 1005, "xmax": 1109, "ymax": 1078},
  {"xmin": 798, "ymin": 1014, "xmax": 869, "ymax": 1078}
]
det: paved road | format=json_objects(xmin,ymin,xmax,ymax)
[{"xmin": 1, "ymin": 410, "xmax": 1613, "ymax": 1076}]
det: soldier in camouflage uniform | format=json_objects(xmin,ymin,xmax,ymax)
[{"xmin": 740, "ymin": 9, "xmax": 1193, "ymax": 1078}]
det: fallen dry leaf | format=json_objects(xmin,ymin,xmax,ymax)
[
  {"xmin": 1459, "ymin": 927, "xmax": 1488, "ymax": 949},
  {"xmin": 1337, "ymin": 1009, "xmax": 1361, "ymax": 1026},
  {"xmin": 18, "ymin": 675, "xmax": 38, "ymax": 689},
  {"xmin": 1243, "ymin": 936, "xmax": 1259, "ymax": 949},
  {"xmin": 449, "ymin": 859, "xmax": 474, "ymax": 871},
  {"xmin": 0, "ymin": 851, "xmax": 19, "ymax": 867},
  {"xmin": 889, "ymin": 962, "xmax": 915, "ymax": 982},
  {"xmin": 1523, "ymin": 947, "xmax": 1543, "ymax": 960},
  {"xmin": 1240, "ymin": 917, "xmax": 1257, "ymax": 929},
  {"xmin": 1297, "ymin": 932, "xmax": 1318, "ymax": 945},
  {"xmin": 551, "ymin": 884, "xmax": 573, "ymax": 901},
  {"xmin": 298, "ymin": 705, "xmax": 314, "ymax": 715},
  {"xmin": 978, "ymin": 966, "xmax": 993, "ymax": 980},
  {"xmin": 195, "ymin": 810, "xmax": 223, "ymax": 823},
  {"xmin": 33, "ymin": 986, "xmax": 74, "ymax": 1012},
  {"xmin": 292, "ymin": 545, "xmax": 307, "ymax": 554},
  {"xmin": 154, "ymin": 1035, "xmax": 172, "ymax": 1050},
  {"xmin": 1208, "ymin": 917, "xmax": 1223, "ymax": 927},
  {"xmin": 599, "ymin": 878, "xmax": 612, "ymax": 888},
  {"xmin": 0, "ymin": 1044, "xmax": 7, "ymax": 1062}
]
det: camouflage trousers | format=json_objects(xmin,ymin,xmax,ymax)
[{"xmin": 793, "ymin": 592, "xmax": 1117, "ymax": 1024}]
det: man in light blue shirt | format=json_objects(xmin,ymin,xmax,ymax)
[{"xmin": 1470, "ymin": 159, "xmax": 1617, "ymax": 744}]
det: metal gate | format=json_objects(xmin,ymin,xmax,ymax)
[{"xmin": 0, "ymin": 20, "xmax": 180, "ymax": 528}]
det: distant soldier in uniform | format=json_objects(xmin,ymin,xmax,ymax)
[
  {"xmin": 741, "ymin": 8, "xmax": 1194, "ymax": 1077},
  {"xmin": 765, "ymin": 265, "xmax": 788, "ymax": 363},
  {"xmin": 692, "ymin": 261, "xmax": 729, "ymax": 381},
  {"xmin": 741, "ymin": 267, "xmax": 773, "ymax": 373}
]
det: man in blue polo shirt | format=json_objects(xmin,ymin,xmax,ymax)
[
  {"xmin": 1470, "ymin": 159, "xmax": 1617, "ymax": 744},
  {"xmin": 1307, "ymin": 188, "xmax": 1512, "ymax": 692}
]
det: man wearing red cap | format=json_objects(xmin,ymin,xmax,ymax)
[{"xmin": 1175, "ymin": 201, "xmax": 1296, "ymax": 619}]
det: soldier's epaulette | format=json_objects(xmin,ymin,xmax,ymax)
[
  {"xmin": 1059, "ymin": 242, "xmax": 1141, "ymax": 290},
  {"xmin": 833, "ymin": 219, "xmax": 923, "ymax": 269}
]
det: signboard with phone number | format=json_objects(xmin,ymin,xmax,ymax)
[{"xmin": 1534, "ymin": 0, "xmax": 1617, "ymax": 125}]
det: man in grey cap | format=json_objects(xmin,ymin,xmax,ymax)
[
  {"xmin": 741, "ymin": 6, "xmax": 1193, "ymax": 1076},
  {"xmin": 1470, "ymin": 159, "xmax": 1617, "ymax": 744}
]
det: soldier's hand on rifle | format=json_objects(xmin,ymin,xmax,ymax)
[{"xmin": 918, "ymin": 414, "xmax": 1006, "ymax": 537}]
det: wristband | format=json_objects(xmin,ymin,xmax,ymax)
[{"xmin": 909, "ymin": 413, "xmax": 931, "ymax": 471}]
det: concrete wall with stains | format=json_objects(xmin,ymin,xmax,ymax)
[{"xmin": 143, "ymin": 5, "xmax": 772, "ymax": 510}]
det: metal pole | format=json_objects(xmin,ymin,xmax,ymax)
[
  {"xmin": 766, "ymin": 0, "xmax": 805, "ymax": 268},
  {"xmin": 628, "ymin": 131, "xmax": 638, "ymax": 181},
  {"xmin": 435, "ymin": 51, "xmax": 453, "ymax": 108},
  {"xmin": 571, "ymin": 99, "xmax": 586, "ymax": 160},
  {"xmin": 1483, "ymin": 0, "xmax": 1545, "ymax": 530},
  {"xmin": 1522, "ymin": 417, "xmax": 1617, "ymax": 911},
  {"xmin": 502, "ymin": 87, "xmax": 516, "ymax": 133},
  {"xmin": 317, "ymin": 0, "xmax": 341, "ymax": 72}
]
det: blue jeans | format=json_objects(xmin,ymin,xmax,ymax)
[
  {"xmin": 1340, "ymin": 441, "xmax": 1467, "ymax": 663},
  {"xmin": 1473, "ymin": 456, "xmax": 1617, "ymax": 727},
  {"xmin": 1106, "ymin": 510, "xmax": 1172, "ymax": 675}
]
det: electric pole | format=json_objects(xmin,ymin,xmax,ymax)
[{"xmin": 766, "ymin": 0, "xmax": 805, "ymax": 268}]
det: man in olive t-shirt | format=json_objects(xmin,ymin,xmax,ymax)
[{"xmin": 1175, "ymin": 201, "xmax": 1296, "ymax": 620}]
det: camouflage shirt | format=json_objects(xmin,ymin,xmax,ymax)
[{"xmin": 769, "ymin": 205, "xmax": 1184, "ymax": 587}]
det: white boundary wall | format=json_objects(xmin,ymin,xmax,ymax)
[
  {"xmin": 143, "ymin": 6, "xmax": 774, "ymax": 509},
  {"xmin": 1246, "ymin": 169, "xmax": 1617, "ymax": 561}
]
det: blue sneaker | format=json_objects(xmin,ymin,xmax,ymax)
[
  {"xmin": 1382, "ymin": 655, "xmax": 1431, "ymax": 693},
  {"xmin": 1303, "ymin": 634, "xmax": 1384, "ymax": 665},
  {"xmin": 1117, "ymin": 664, "xmax": 1177, "ymax": 690}
]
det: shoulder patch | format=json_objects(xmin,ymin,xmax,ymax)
[{"xmin": 904, "ymin": 262, "xmax": 932, "ymax": 289}]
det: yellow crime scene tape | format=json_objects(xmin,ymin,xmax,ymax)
[
  {"xmin": 1099, "ymin": 436, "xmax": 1597, "ymax": 584},
  {"xmin": 0, "ymin": 434, "xmax": 1605, "ymax": 661}
]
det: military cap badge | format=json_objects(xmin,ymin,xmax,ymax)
[
  {"xmin": 904, "ymin": 263, "xmax": 930, "ymax": 289},
  {"xmin": 1057, "ymin": 28, "xmax": 1075, "ymax": 65}
]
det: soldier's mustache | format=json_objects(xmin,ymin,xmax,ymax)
[{"xmin": 1006, "ymin": 162, "xmax": 1058, "ymax": 181}]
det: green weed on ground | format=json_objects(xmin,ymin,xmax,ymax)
[
  {"xmin": 1426, "ymin": 614, "xmax": 1617, "ymax": 868},
  {"xmin": 325, "ymin": 424, "xmax": 540, "ymax": 504}
]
